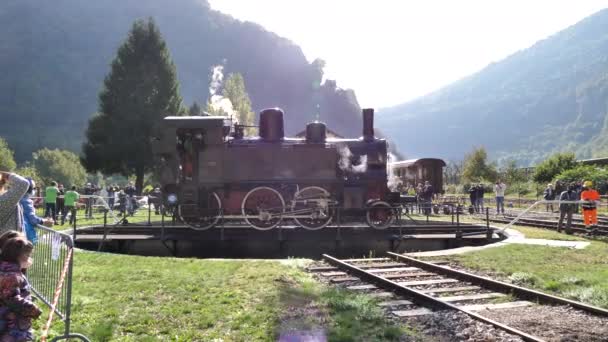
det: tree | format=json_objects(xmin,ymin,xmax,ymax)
[
  {"xmin": 82, "ymin": 19, "xmax": 183, "ymax": 193},
  {"xmin": 462, "ymin": 147, "xmax": 498, "ymax": 183},
  {"xmin": 33, "ymin": 149, "xmax": 87, "ymax": 187},
  {"xmin": 443, "ymin": 160, "xmax": 463, "ymax": 185},
  {"xmin": 500, "ymin": 159, "xmax": 526, "ymax": 184},
  {"xmin": 223, "ymin": 73, "xmax": 255, "ymax": 128},
  {"xmin": 188, "ymin": 101, "xmax": 202, "ymax": 116},
  {"xmin": 0, "ymin": 137, "xmax": 16, "ymax": 171},
  {"xmin": 15, "ymin": 165, "xmax": 41, "ymax": 186},
  {"xmin": 532, "ymin": 152, "xmax": 577, "ymax": 184},
  {"xmin": 554, "ymin": 164, "xmax": 608, "ymax": 193}
]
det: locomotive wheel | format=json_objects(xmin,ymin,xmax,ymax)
[
  {"xmin": 178, "ymin": 192, "xmax": 221, "ymax": 230},
  {"xmin": 366, "ymin": 201, "xmax": 396, "ymax": 230},
  {"xmin": 292, "ymin": 186, "xmax": 333, "ymax": 230},
  {"xmin": 241, "ymin": 186, "xmax": 285, "ymax": 230}
]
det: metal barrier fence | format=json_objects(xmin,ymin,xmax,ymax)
[
  {"xmin": 442, "ymin": 194, "xmax": 608, "ymax": 212},
  {"xmin": 496, "ymin": 199, "xmax": 599, "ymax": 231},
  {"xmin": 29, "ymin": 224, "xmax": 89, "ymax": 341}
]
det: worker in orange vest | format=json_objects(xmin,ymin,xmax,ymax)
[{"xmin": 580, "ymin": 180, "xmax": 600, "ymax": 234}]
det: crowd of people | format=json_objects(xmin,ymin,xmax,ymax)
[
  {"xmin": 398, "ymin": 181, "xmax": 435, "ymax": 214},
  {"xmin": 552, "ymin": 180, "xmax": 600, "ymax": 235},
  {"xmin": 467, "ymin": 180, "xmax": 507, "ymax": 214},
  {"xmin": 22, "ymin": 180, "xmax": 164, "ymax": 222}
]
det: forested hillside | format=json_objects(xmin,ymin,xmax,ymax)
[
  {"xmin": 0, "ymin": 0, "xmax": 364, "ymax": 161},
  {"xmin": 377, "ymin": 8, "xmax": 608, "ymax": 166}
]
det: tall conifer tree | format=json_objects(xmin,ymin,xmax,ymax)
[{"xmin": 82, "ymin": 18, "xmax": 183, "ymax": 193}]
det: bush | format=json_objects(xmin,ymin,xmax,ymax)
[
  {"xmin": 33, "ymin": 148, "xmax": 87, "ymax": 187},
  {"xmin": 0, "ymin": 137, "xmax": 16, "ymax": 171},
  {"xmin": 533, "ymin": 152, "xmax": 577, "ymax": 184},
  {"xmin": 555, "ymin": 165, "xmax": 608, "ymax": 193},
  {"xmin": 444, "ymin": 184, "xmax": 465, "ymax": 194}
]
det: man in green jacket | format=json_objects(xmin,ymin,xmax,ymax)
[
  {"xmin": 44, "ymin": 181, "xmax": 59, "ymax": 224},
  {"xmin": 63, "ymin": 186, "xmax": 80, "ymax": 225}
]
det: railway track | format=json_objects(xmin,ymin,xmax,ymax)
[{"xmin": 310, "ymin": 254, "xmax": 608, "ymax": 341}]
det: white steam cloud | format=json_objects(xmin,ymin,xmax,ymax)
[
  {"xmin": 337, "ymin": 144, "xmax": 368, "ymax": 174},
  {"xmin": 209, "ymin": 65, "xmax": 224, "ymax": 96},
  {"xmin": 208, "ymin": 65, "xmax": 237, "ymax": 118},
  {"xmin": 387, "ymin": 153, "xmax": 402, "ymax": 191}
]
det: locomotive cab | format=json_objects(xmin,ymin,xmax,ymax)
[{"xmin": 155, "ymin": 116, "xmax": 228, "ymax": 215}]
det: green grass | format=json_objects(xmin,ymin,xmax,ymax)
[
  {"xmin": 507, "ymin": 225, "xmax": 587, "ymax": 241},
  {"xmin": 37, "ymin": 252, "xmax": 408, "ymax": 341},
  {"xmin": 446, "ymin": 241, "xmax": 608, "ymax": 309}
]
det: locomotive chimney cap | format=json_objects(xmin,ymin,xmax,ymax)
[{"xmin": 259, "ymin": 108, "xmax": 285, "ymax": 141}]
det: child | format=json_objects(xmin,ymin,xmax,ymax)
[
  {"xmin": 0, "ymin": 236, "xmax": 41, "ymax": 341},
  {"xmin": 21, "ymin": 179, "xmax": 53, "ymax": 243},
  {"xmin": 0, "ymin": 231, "xmax": 24, "ymax": 253}
]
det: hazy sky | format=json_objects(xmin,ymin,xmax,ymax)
[{"xmin": 208, "ymin": 1, "xmax": 608, "ymax": 108}]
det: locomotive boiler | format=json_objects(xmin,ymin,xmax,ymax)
[{"xmin": 153, "ymin": 108, "xmax": 402, "ymax": 230}]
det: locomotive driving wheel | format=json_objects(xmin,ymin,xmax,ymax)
[
  {"xmin": 366, "ymin": 201, "xmax": 396, "ymax": 230},
  {"xmin": 178, "ymin": 192, "xmax": 221, "ymax": 230},
  {"xmin": 241, "ymin": 186, "xmax": 285, "ymax": 230},
  {"xmin": 291, "ymin": 186, "xmax": 334, "ymax": 230}
]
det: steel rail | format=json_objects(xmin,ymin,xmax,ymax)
[
  {"xmin": 322, "ymin": 254, "xmax": 544, "ymax": 342},
  {"xmin": 388, "ymin": 252, "xmax": 608, "ymax": 317}
]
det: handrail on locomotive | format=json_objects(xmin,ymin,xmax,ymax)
[{"xmin": 152, "ymin": 108, "xmax": 410, "ymax": 231}]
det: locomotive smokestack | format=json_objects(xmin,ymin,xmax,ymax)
[
  {"xmin": 259, "ymin": 108, "xmax": 285, "ymax": 142},
  {"xmin": 362, "ymin": 108, "xmax": 374, "ymax": 141}
]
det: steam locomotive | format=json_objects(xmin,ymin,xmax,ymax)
[{"xmin": 153, "ymin": 108, "xmax": 402, "ymax": 230}]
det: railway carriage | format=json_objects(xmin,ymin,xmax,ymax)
[
  {"xmin": 153, "ymin": 108, "xmax": 404, "ymax": 230},
  {"xmin": 390, "ymin": 158, "xmax": 446, "ymax": 194}
]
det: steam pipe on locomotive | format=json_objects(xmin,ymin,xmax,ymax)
[{"xmin": 152, "ymin": 107, "xmax": 404, "ymax": 231}]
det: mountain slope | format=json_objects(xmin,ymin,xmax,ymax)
[
  {"xmin": 377, "ymin": 8, "xmax": 608, "ymax": 166},
  {"xmin": 0, "ymin": 0, "xmax": 365, "ymax": 161}
]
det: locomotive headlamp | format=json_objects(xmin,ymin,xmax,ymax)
[{"xmin": 167, "ymin": 193, "xmax": 178, "ymax": 205}]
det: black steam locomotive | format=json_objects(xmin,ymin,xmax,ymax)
[{"xmin": 153, "ymin": 108, "xmax": 402, "ymax": 230}]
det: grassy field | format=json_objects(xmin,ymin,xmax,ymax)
[
  {"xmin": 38, "ymin": 252, "xmax": 408, "ymax": 341},
  {"xmin": 444, "ymin": 229, "xmax": 608, "ymax": 309}
]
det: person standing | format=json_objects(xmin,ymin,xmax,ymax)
[
  {"xmin": 543, "ymin": 183, "xmax": 556, "ymax": 212},
  {"xmin": 56, "ymin": 184, "xmax": 65, "ymax": 225},
  {"xmin": 118, "ymin": 189, "xmax": 127, "ymax": 216},
  {"xmin": 84, "ymin": 183, "xmax": 95, "ymax": 219},
  {"xmin": 476, "ymin": 183, "xmax": 485, "ymax": 213},
  {"xmin": 20, "ymin": 178, "xmax": 53, "ymax": 242},
  {"xmin": 557, "ymin": 185, "xmax": 577, "ymax": 234},
  {"xmin": 125, "ymin": 182, "xmax": 137, "ymax": 216},
  {"xmin": 468, "ymin": 184, "xmax": 478, "ymax": 213},
  {"xmin": 107, "ymin": 185, "xmax": 116, "ymax": 211},
  {"xmin": 63, "ymin": 186, "xmax": 80, "ymax": 226},
  {"xmin": 494, "ymin": 180, "xmax": 506, "ymax": 214},
  {"xmin": 44, "ymin": 181, "xmax": 59, "ymax": 224},
  {"xmin": 580, "ymin": 180, "xmax": 600, "ymax": 235},
  {"xmin": 150, "ymin": 187, "xmax": 162, "ymax": 215},
  {"xmin": 0, "ymin": 172, "xmax": 29, "ymax": 233},
  {"xmin": 421, "ymin": 181, "xmax": 434, "ymax": 215}
]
